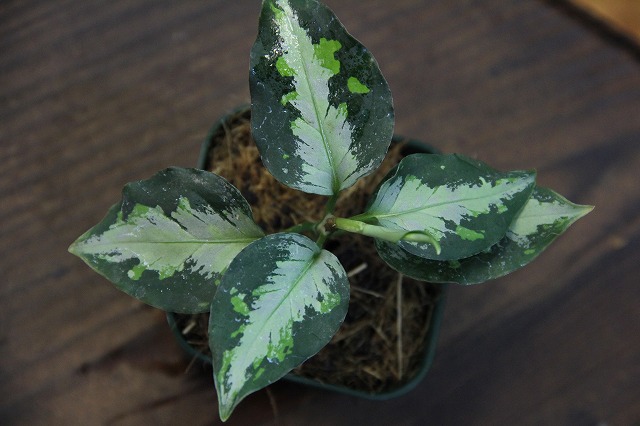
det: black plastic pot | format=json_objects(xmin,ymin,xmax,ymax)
[{"xmin": 168, "ymin": 106, "xmax": 447, "ymax": 400}]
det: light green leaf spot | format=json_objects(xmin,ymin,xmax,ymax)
[
  {"xmin": 456, "ymin": 225, "xmax": 484, "ymax": 241},
  {"xmin": 314, "ymin": 38, "xmax": 341, "ymax": 74},
  {"xmin": 127, "ymin": 264, "xmax": 146, "ymax": 280},
  {"xmin": 254, "ymin": 368, "xmax": 266, "ymax": 380},
  {"xmin": 276, "ymin": 56, "xmax": 295, "ymax": 77},
  {"xmin": 347, "ymin": 76, "xmax": 370, "ymax": 94},
  {"xmin": 230, "ymin": 294, "xmax": 250, "ymax": 316},
  {"xmin": 231, "ymin": 325, "xmax": 246, "ymax": 339},
  {"xmin": 269, "ymin": 1, "xmax": 283, "ymax": 17},
  {"xmin": 448, "ymin": 260, "xmax": 461, "ymax": 269},
  {"xmin": 319, "ymin": 292, "xmax": 340, "ymax": 313},
  {"xmin": 280, "ymin": 91, "xmax": 298, "ymax": 106}
]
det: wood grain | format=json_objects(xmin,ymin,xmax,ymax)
[{"xmin": 1, "ymin": 0, "xmax": 639, "ymax": 424}]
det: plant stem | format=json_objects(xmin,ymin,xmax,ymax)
[
  {"xmin": 333, "ymin": 217, "xmax": 442, "ymax": 254},
  {"xmin": 314, "ymin": 214, "xmax": 334, "ymax": 248},
  {"xmin": 284, "ymin": 221, "xmax": 317, "ymax": 234},
  {"xmin": 315, "ymin": 231, "xmax": 329, "ymax": 248},
  {"xmin": 324, "ymin": 192, "xmax": 339, "ymax": 216}
]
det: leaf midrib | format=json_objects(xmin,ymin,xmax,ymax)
[
  {"xmin": 282, "ymin": 5, "xmax": 339, "ymax": 194},
  {"xmin": 224, "ymin": 243, "xmax": 319, "ymax": 399},
  {"xmin": 366, "ymin": 183, "xmax": 526, "ymax": 221},
  {"xmin": 84, "ymin": 238, "xmax": 258, "ymax": 246}
]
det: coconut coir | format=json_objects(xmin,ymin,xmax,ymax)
[{"xmin": 174, "ymin": 108, "xmax": 442, "ymax": 394}]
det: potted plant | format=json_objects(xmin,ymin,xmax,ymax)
[
  {"xmin": 167, "ymin": 105, "xmax": 448, "ymax": 401},
  {"xmin": 68, "ymin": 0, "xmax": 592, "ymax": 421}
]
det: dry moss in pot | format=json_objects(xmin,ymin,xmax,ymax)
[
  {"xmin": 168, "ymin": 106, "xmax": 448, "ymax": 399},
  {"xmin": 69, "ymin": 0, "xmax": 592, "ymax": 421}
]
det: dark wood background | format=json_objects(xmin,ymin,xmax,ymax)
[{"xmin": 2, "ymin": 0, "xmax": 639, "ymax": 424}]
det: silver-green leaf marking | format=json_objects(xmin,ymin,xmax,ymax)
[
  {"xmin": 210, "ymin": 233, "xmax": 349, "ymax": 421},
  {"xmin": 377, "ymin": 187, "xmax": 593, "ymax": 284},
  {"xmin": 356, "ymin": 154, "xmax": 536, "ymax": 260},
  {"xmin": 250, "ymin": 0, "xmax": 394, "ymax": 195},
  {"xmin": 68, "ymin": 168, "xmax": 264, "ymax": 313}
]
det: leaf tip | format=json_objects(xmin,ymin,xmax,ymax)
[
  {"xmin": 68, "ymin": 238, "xmax": 83, "ymax": 257},
  {"xmin": 218, "ymin": 404, "xmax": 233, "ymax": 423},
  {"xmin": 578, "ymin": 204, "xmax": 595, "ymax": 217},
  {"xmin": 214, "ymin": 375, "xmax": 235, "ymax": 422}
]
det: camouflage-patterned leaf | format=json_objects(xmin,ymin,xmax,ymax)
[
  {"xmin": 250, "ymin": 0, "xmax": 394, "ymax": 196},
  {"xmin": 68, "ymin": 168, "xmax": 264, "ymax": 313},
  {"xmin": 355, "ymin": 154, "xmax": 536, "ymax": 260},
  {"xmin": 377, "ymin": 187, "xmax": 593, "ymax": 284},
  {"xmin": 210, "ymin": 233, "xmax": 349, "ymax": 421}
]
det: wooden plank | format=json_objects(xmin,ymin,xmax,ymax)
[
  {"xmin": 569, "ymin": 0, "xmax": 640, "ymax": 44},
  {"xmin": 1, "ymin": 0, "xmax": 639, "ymax": 424}
]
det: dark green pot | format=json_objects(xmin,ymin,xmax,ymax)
[{"xmin": 168, "ymin": 106, "xmax": 448, "ymax": 400}]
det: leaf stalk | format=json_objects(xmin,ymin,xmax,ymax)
[{"xmin": 334, "ymin": 217, "xmax": 442, "ymax": 254}]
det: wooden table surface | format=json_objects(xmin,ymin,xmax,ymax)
[{"xmin": 2, "ymin": 0, "xmax": 639, "ymax": 425}]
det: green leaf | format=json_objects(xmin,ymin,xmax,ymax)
[
  {"xmin": 377, "ymin": 187, "xmax": 593, "ymax": 284},
  {"xmin": 356, "ymin": 154, "xmax": 536, "ymax": 260},
  {"xmin": 210, "ymin": 233, "xmax": 349, "ymax": 420},
  {"xmin": 68, "ymin": 168, "xmax": 264, "ymax": 313},
  {"xmin": 250, "ymin": 0, "xmax": 394, "ymax": 196}
]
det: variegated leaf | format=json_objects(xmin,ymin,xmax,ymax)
[
  {"xmin": 250, "ymin": 0, "xmax": 394, "ymax": 196},
  {"xmin": 68, "ymin": 168, "xmax": 264, "ymax": 313},
  {"xmin": 377, "ymin": 187, "xmax": 593, "ymax": 284},
  {"xmin": 210, "ymin": 233, "xmax": 349, "ymax": 421},
  {"xmin": 355, "ymin": 154, "xmax": 536, "ymax": 260}
]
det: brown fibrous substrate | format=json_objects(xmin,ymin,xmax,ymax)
[{"xmin": 174, "ymin": 108, "xmax": 443, "ymax": 394}]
